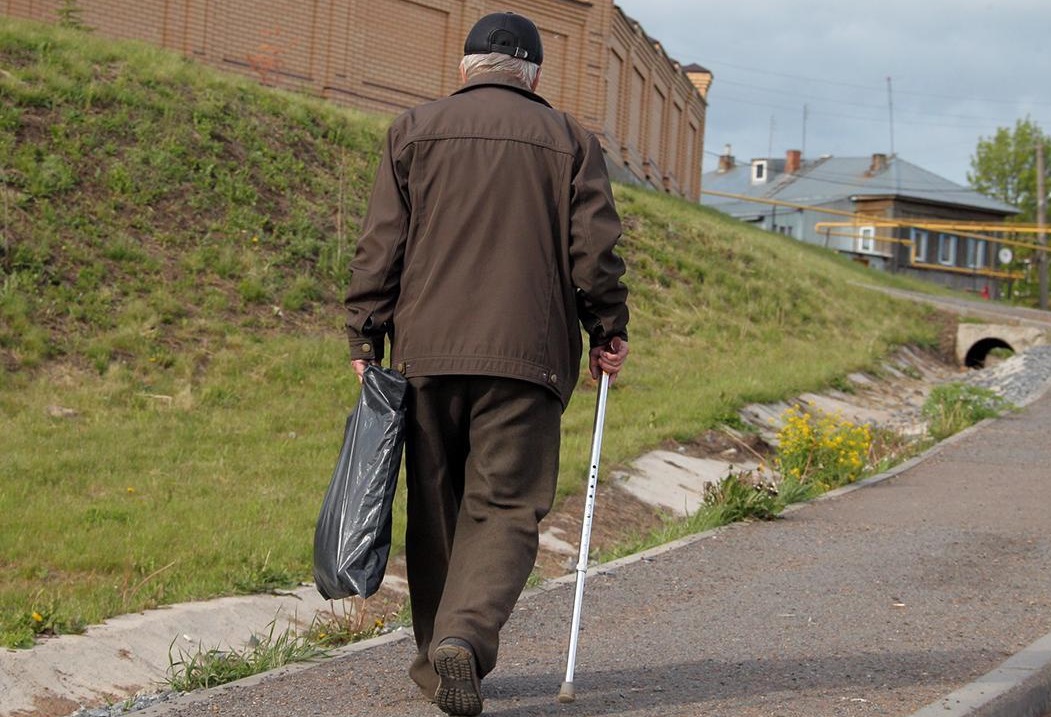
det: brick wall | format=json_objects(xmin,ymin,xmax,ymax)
[{"xmin": 2, "ymin": 0, "xmax": 709, "ymax": 200}]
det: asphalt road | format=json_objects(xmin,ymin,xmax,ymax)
[{"xmin": 134, "ymin": 379, "xmax": 1051, "ymax": 717}]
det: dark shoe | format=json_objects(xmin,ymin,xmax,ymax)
[{"xmin": 433, "ymin": 638, "xmax": 483, "ymax": 716}]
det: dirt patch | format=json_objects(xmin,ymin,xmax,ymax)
[{"xmin": 10, "ymin": 693, "xmax": 80, "ymax": 717}]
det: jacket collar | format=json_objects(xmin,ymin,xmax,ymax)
[{"xmin": 452, "ymin": 72, "xmax": 552, "ymax": 108}]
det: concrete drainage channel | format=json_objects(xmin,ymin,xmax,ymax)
[{"xmin": 5, "ymin": 345, "xmax": 1051, "ymax": 717}]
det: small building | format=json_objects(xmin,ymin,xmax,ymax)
[
  {"xmin": 1, "ymin": 0, "xmax": 712, "ymax": 201},
  {"xmin": 702, "ymin": 149, "xmax": 1020, "ymax": 295}
]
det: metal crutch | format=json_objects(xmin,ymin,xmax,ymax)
[{"xmin": 557, "ymin": 371, "xmax": 611, "ymax": 704}]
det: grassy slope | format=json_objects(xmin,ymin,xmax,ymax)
[{"xmin": 0, "ymin": 18, "xmax": 943, "ymax": 646}]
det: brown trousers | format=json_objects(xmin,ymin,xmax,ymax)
[{"xmin": 404, "ymin": 375, "xmax": 562, "ymax": 693}]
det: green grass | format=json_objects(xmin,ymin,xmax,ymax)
[
  {"xmin": 922, "ymin": 382, "xmax": 1013, "ymax": 440},
  {"xmin": 0, "ymin": 16, "xmax": 948, "ymax": 648},
  {"xmin": 167, "ymin": 619, "xmax": 324, "ymax": 692}
]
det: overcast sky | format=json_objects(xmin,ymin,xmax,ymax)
[{"xmin": 614, "ymin": 0, "xmax": 1051, "ymax": 187}]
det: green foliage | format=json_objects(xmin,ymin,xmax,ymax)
[
  {"xmin": 301, "ymin": 599, "xmax": 388, "ymax": 649},
  {"xmin": 167, "ymin": 620, "xmax": 323, "ymax": 691},
  {"xmin": 233, "ymin": 554, "xmax": 301, "ymax": 594},
  {"xmin": 0, "ymin": 599, "xmax": 86, "ymax": 649},
  {"xmin": 702, "ymin": 469, "xmax": 780, "ymax": 522},
  {"xmin": 775, "ymin": 476, "xmax": 820, "ymax": 505},
  {"xmin": 775, "ymin": 406, "xmax": 872, "ymax": 490},
  {"xmin": 56, "ymin": 0, "xmax": 89, "ymax": 31},
  {"xmin": 0, "ymin": 16, "xmax": 387, "ymax": 375},
  {"xmin": 968, "ymin": 116, "xmax": 1049, "ymax": 224},
  {"xmin": 922, "ymin": 383, "xmax": 1011, "ymax": 441}
]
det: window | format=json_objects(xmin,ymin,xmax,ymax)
[
  {"xmin": 938, "ymin": 233, "xmax": 957, "ymax": 266},
  {"xmin": 966, "ymin": 239, "xmax": 987, "ymax": 269},
  {"xmin": 751, "ymin": 160, "xmax": 767, "ymax": 183},
  {"xmin": 858, "ymin": 226, "xmax": 876, "ymax": 254},
  {"xmin": 911, "ymin": 229, "xmax": 929, "ymax": 263}
]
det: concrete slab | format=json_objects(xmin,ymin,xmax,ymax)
[
  {"xmin": 0, "ymin": 581, "xmax": 407, "ymax": 716},
  {"xmin": 613, "ymin": 450, "xmax": 759, "ymax": 517}
]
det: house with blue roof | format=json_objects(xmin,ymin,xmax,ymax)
[{"xmin": 701, "ymin": 148, "xmax": 1019, "ymax": 296}]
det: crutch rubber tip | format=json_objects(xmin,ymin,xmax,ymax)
[{"xmin": 557, "ymin": 682, "xmax": 576, "ymax": 703}]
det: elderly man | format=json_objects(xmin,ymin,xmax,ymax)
[{"xmin": 343, "ymin": 11, "xmax": 629, "ymax": 716}]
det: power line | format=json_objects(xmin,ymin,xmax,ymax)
[
  {"xmin": 712, "ymin": 94, "xmax": 1011, "ymax": 130},
  {"xmin": 704, "ymin": 58, "xmax": 1051, "ymax": 107},
  {"xmin": 713, "ymin": 78, "xmax": 1031, "ymax": 124}
]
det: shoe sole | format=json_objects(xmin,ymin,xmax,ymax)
[{"xmin": 433, "ymin": 643, "xmax": 482, "ymax": 716}]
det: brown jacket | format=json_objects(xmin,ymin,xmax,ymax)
[{"xmin": 344, "ymin": 73, "xmax": 628, "ymax": 407}]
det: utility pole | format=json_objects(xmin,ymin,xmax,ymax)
[
  {"xmin": 886, "ymin": 76, "xmax": 900, "ymax": 192},
  {"xmin": 1038, "ymin": 139, "xmax": 1048, "ymax": 310},
  {"xmin": 767, "ymin": 114, "xmax": 776, "ymax": 160},
  {"xmin": 801, "ymin": 104, "xmax": 808, "ymax": 159},
  {"xmin": 886, "ymin": 76, "xmax": 895, "ymax": 159}
]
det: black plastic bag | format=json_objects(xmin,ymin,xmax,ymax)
[{"xmin": 313, "ymin": 365, "xmax": 408, "ymax": 600}]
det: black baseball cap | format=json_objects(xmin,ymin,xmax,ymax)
[{"xmin": 464, "ymin": 12, "xmax": 543, "ymax": 66}]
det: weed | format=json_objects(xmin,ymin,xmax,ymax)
[
  {"xmin": 391, "ymin": 599, "xmax": 412, "ymax": 628},
  {"xmin": 713, "ymin": 412, "xmax": 755, "ymax": 434},
  {"xmin": 237, "ymin": 277, "xmax": 269, "ymax": 304},
  {"xmin": 302, "ymin": 599, "xmax": 385, "ymax": 648},
  {"xmin": 234, "ymin": 553, "xmax": 300, "ymax": 594},
  {"xmin": 2, "ymin": 597, "xmax": 87, "ymax": 647},
  {"xmin": 167, "ymin": 619, "xmax": 322, "ymax": 691},
  {"xmin": 776, "ymin": 406, "xmax": 872, "ymax": 490},
  {"xmin": 281, "ymin": 274, "xmax": 323, "ymax": 311},
  {"xmin": 899, "ymin": 364, "xmax": 923, "ymax": 380},
  {"xmin": 775, "ymin": 476, "xmax": 820, "ymax": 505},
  {"xmin": 702, "ymin": 468, "xmax": 780, "ymax": 522},
  {"xmin": 829, "ymin": 375, "xmax": 855, "ymax": 393},
  {"xmin": 922, "ymin": 383, "xmax": 1011, "ymax": 441}
]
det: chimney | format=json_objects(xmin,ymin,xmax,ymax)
[
  {"xmin": 684, "ymin": 64, "xmax": 713, "ymax": 100},
  {"xmin": 869, "ymin": 153, "xmax": 888, "ymax": 174},
  {"xmin": 718, "ymin": 144, "xmax": 735, "ymax": 173},
  {"xmin": 785, "ymin": 149, "xmax": 802, "ymax": 174}
]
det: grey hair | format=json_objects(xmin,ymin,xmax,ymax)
[{"xmin": 460, "ymin": 52, "xmax": 540, "ymax": 88}]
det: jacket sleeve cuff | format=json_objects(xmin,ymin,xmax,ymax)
[
  {"xmin": 588, "ymin": 327, "xmax": 628, "ymax": 349},
  {"xmin": 346, "ymin": 328, "xmax": 385, "ymax": 362}
]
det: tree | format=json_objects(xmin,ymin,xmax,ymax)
[
  {"xmin": 968, "ymin": 117, "xmax": 1049, "ymax": 224},
  {"xmin": 56, "ymin": 0, "xmax": 89, "ymax": 31}
]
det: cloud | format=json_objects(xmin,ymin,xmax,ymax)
[{"xmin": 614, "ymin": 0, "xmax": 1051, "ymax": 184}]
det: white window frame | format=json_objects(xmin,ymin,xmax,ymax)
[
  {"xmin": 858, "ymin": 226, "xmax": 876, "ymax": 254},
  {"xmin": 966, "ymin": 239, "xmax": 987, "ymax": 269},
  {"xmin": 912, "ymin": 229, "xmax": 929, "ymax": 263},
  {"xmin": 751, "ymin": 160, "xmax": 767, "ymax": 184},
  {"xmin": 938, "ymin": 233, "xmax": 957, "ymax": 266}
]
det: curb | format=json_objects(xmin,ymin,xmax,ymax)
[{"xmin": 908, "ymin": 631, "xmax": 1051, "ymax": 717}]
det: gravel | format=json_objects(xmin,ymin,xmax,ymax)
[
  {"xmin": 957, "ymin": 345, "xmax": 1051, "ymax": 407},
  {"xmin": 69, "ymin": 692, "xmax": 183, "ymax": 717}
]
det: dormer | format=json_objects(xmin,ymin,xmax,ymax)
[{"xmin": 751, "ymin": 159, "xmax": 769, "ymax": 184}]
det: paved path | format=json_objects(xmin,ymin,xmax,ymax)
[
  {"xmin": 133, "ymin": 382, "xmax": 1051, "ymax": 717},
  {"xmin": 863, "ymin": 285, "xmax": 1051, "ymax": 330}
]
